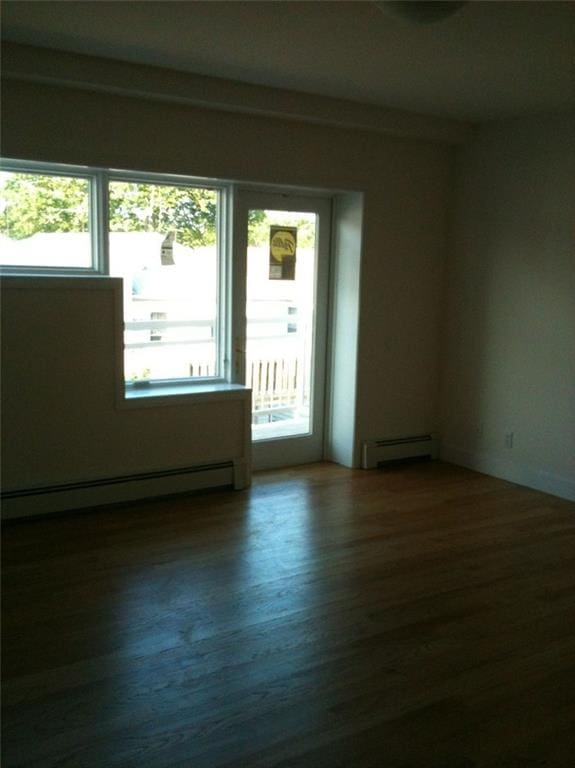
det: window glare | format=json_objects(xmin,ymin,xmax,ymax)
[{"xmin": 0, "ymin": 171, "xmax": 91, "ymax": 268}]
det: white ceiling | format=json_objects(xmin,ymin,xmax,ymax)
[{"xmin": 2, "ymin": 1, "xmax": 574, "ymax": 122}]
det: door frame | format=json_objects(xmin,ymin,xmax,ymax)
[{"xmin": 232, "ymin": 188, "xmax": 332, "ymax": 471}]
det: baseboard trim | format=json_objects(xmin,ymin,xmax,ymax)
[
  {"xmin": 441, "ymin": 444, "xmax": 575, "ymax": 502},
  {"xmin": 1, "ymin": 460, "xmax": 249, "ymax": 520}
]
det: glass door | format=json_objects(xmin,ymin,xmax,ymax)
[{"xmin": 234, "ymin": 191, "xmax": 331, "ymax": 470}]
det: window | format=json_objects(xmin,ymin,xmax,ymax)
[
  {"xmin": 107, "ymin": 179, "xmax": 221, "ymax": 383},
  {"xmin": 1, "ymin": 161, "xmax": 225, "ymax": 390},
  {"xmin": 0, "ymin": 169, "xmax": 93, "ymax": 269}
]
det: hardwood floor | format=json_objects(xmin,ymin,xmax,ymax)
[{"xmin": 2, "ymin": 461, "xmax": 574, "ymax": 768}]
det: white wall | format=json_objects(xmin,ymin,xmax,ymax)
[
  {"xmin": 327, "ymin": 194, "xmax": 363, "ymax": 467},
  {"xmin": 1, "ymin": 277, "xmax": 251, "ymax": 517},
  {"xmin": 441, "ymin": 114, "xmax": 575, "ymax": 500},
  {"xmin": 1, "ymin": 55, "xmax": 452, "ymax": 469}
]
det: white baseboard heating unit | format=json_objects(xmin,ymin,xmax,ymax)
[
  {"xmin": 1, "ymin": 459, "xmax": 250, "ymax": 520},
  {"xmin": 362, "ymin": 435, "xmax": 438, "ymax": 469}
]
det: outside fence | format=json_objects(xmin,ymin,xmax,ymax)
[{"xmin": 248, "ymin": 356, "xmax": 300, "ymax": 420}]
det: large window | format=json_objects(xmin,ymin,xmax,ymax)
[
  {"xmin": 1, "ymin": 162, "xmax": 224, "ymax": 387},
  {"xmin": 107, "ymin": 179, "xmax": 220, "ymax": 382}
]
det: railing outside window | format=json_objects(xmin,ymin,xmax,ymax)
[{"xmin": 124, "ymin": 308, "xmax": 309, "ymax": 426}]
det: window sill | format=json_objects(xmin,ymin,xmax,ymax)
[{"xmin": 119, "ymin": 382, "xmax": 251, "ymax": 409}]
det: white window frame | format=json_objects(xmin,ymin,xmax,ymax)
[
  {"xmin": 0, "ymin": 158, "xmax": 230, "ymax": 392},
  {"xmin": 0, "ymin": 159, "xmax": 102, "ymax": 275}
]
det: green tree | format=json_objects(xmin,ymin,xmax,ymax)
[
  {"xmin": 108, "ymin": 181, "xmax": 218, "ymax": 248},
  {"xmin": 0, "ymin": 173, "xmax": 89, "ymax": 239},
  {"xmin": 1, "ymin": 171, "xmax": 270, "ymax": 249}
]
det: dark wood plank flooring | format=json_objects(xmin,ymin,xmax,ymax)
[{"xmin": 2, "ymin": 461, "xmax": 575, "ymax": 767}]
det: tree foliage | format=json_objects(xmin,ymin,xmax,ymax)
[
  {"xmin": 108, "ymin": 181, "xmax": 217, "ymax": 247},
  {"xmin": 1, "ymin": 173, "xmax": 263, "ymax": 249},
  {"xmin": 0, "ymin": 173, "xmax": 90, "ymax": 239},
  {"xmin": 0, "ymin": 172, "xmax": 313, "ymax": 250}
]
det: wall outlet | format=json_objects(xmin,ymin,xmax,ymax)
[{"xmin": 505, "ymin": 432, "xmax": 514, "ymax": 449}]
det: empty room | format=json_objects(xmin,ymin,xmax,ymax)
[{"xmin": 1, "ymin": 2, "xmax": 574, "ymax": 766}]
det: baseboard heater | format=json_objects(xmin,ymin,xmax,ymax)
[
  {"xmin": 1, "ymin": 459, "xmax": 249, "ymax": 520},
  {"xmin": 362, "ymin": 435, "xmax": 438, "ymax": 469}
]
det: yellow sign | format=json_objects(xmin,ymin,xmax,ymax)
[{"xmin": 269, "ymin": 226, "xmax": 297, "ymax": 280}]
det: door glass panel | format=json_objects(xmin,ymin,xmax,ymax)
[{"xmin": 247, "ymin": 209, "xmax": 317, "ymax": 442}]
